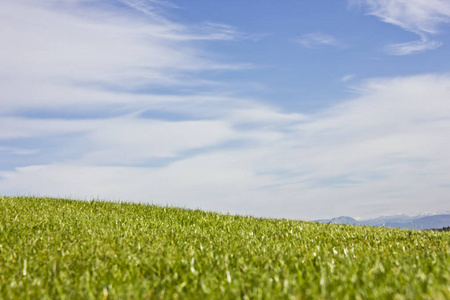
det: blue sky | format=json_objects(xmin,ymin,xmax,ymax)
[{"xmin": 1, "ymin": 0, "xmax": 450, "ymax": 220}]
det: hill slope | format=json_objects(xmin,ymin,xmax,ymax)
[{"xmin": 1, "ymin": 196, "xmax": 449, "ymax": 299}]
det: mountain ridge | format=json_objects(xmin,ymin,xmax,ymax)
[{"xmin": 315, "ymin": 214, "xmax": 450, "ymax": 230}]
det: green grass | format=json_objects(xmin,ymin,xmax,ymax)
[{"xmin": 1, "ymin": 196, "xmax": 449, "ymax": 299}]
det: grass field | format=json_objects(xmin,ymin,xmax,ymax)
[{"xmin": 1, "ymin": 196, "xmax": 449, "ymax": 299}]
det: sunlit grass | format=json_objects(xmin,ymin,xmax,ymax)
[{"xmin": 1, "ymin": 196, "xmax": 449, "ymax": 299}]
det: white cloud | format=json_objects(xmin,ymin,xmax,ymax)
[
  {"xmin": 352, "ymin": 0, "xmax": 450, "ymax": 54},
  {"xmin": 384, "ymin": 37, "xmax": 442, "ymax": 55},
  {"xmin": 2, "ymin": 75, "xmax": 450, "ymax": 219},
  {"xmin": 0, "ymin": 0, "xmax": 251, "ymax": 114},
  {"xmin": 80, "ymin": 118, "xmax": 240, "ymax": 165},
  {"xmin": 294, "ymin": 32, "xmax": 343, "ymax": 49}
]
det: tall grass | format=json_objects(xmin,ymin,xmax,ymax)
[{"xmin": 1, "ymin": 196, "xmax": 449, "ymax": 299}]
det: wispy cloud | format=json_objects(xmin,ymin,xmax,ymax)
[
  {"xmin": 0, "ymin": 0, "xmax": 254, "ymax": 113},
  {"xmin": 192, "ymin": 22, "xmax": 268, "ymax": 42},
  {"xmin": 341, "ymin": 74, "xmax": 356, "ymax": 82},
  {"xmin": 293, "ymin": 32, "xmax": 344, "ymax": 49},
  {"xmin": 352, "ymin": 0, "xmax": 450, "ymax": 55},
  {"xmin": 384, "ymin": 37, "xmax": 442, "ymax": 55}
]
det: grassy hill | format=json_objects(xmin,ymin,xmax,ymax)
[{"xmin": 1, "ymin": 196, "xmax": 449, "ymax": 299}]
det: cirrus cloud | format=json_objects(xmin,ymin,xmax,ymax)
[
  {"xmin": 351, "ymin": 0, "xmax": 450, "ymax": 55},
  {"xmin": 293, "ymin": 32, "xmax": 344, "ymax": 49}
]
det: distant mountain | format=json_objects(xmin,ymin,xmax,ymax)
[
  {"xmin": 315, "ymin": 214, "xmax": 450, "ymax": 230},
  {"xmin": 315, "ymin": 216, "xmax": 359, "ymax": 225}
]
